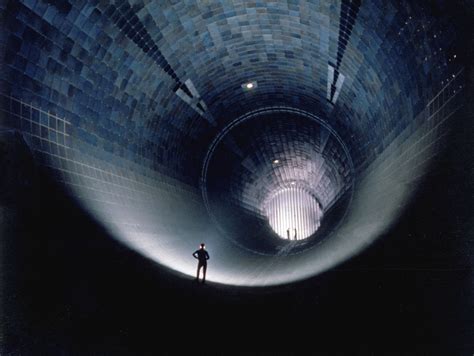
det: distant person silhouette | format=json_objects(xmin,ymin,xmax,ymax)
[{"xmin": 192, "ymin": 243, "xmax": 210, "ymax": 283}]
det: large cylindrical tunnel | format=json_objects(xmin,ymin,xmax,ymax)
[
  {"xmin": 0, "ymin": 1, "xmax": 470, "ymax": 287},
  {"xmin": 1, "ymin": 1, "xmax": 474, "ymax": 354}
]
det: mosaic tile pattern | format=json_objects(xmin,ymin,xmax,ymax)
[{"xmin": 0, "ymin": 0, "xmax": 467, "ymax": 283}]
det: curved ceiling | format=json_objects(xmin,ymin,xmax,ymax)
[{"xmin": 0, "ymin": 0, "xmax": 468, "ymax": 285}]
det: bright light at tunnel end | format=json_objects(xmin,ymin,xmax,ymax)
[{"xmin": 264, "ymin": 186, "xmax": 323, "ymax": 240}]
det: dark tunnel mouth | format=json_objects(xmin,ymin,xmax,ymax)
[{"xmin": 200, "ymin": 106, "xmax": 355, "ymax": 255}]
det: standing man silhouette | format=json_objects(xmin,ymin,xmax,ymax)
[{"xmin": 192, "ymin": 243, "xmax": 210, "ymax": 283}]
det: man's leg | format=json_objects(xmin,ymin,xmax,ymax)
[
  {"xmin": 202, "ymin": 263, "xmax": 207, "ymax": 282},
  {"xmin": 196, "ymin": 263, "xmax": 201, "ymax": 280}
]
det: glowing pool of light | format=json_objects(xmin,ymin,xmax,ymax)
[{"xmin": 263, "ymin": 186, "xmax": 322, "ymax": 240}]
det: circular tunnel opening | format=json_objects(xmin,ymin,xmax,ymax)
[
  {"xmin": 263, "ymin": 184, "xmax": 323, "ymax": 240},
  {"xmin": 201, "ymin": 107, "xmax": 354, "ymax": 255}
]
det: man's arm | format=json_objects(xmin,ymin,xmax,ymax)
[
  {"xmin": 205, "ymin": 251, "xmax": 210, "ymax": 260},
  {"xmin": 192, "ymin": 251, "xmax": 198, "ymax": 259}
]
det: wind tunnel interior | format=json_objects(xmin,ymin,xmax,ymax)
[{"xmin": 1, "ymin": 0, "xmax": 473, "ymax": 353}]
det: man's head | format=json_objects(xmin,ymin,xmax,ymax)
[{"xmin": 200, "ymin": 243, "xmax": 205, "ymax": 249}]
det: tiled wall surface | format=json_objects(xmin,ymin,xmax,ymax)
[
  {"xmin": 0, "ymin": 0, "xmax": 467, "ymax": 283},
  {"xmin": 204, "ymin": 110, "xmax": 353, "ymax": 214}
]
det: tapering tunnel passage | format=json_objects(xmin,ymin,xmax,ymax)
[
  {"xmin": 0, "ymin": 0, "xmax": 467, "ymax": 286},
  {"xmin": 201, "ymin": 107, "xmax": 353, "ymax": 254}
]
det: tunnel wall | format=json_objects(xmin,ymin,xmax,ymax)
[{"xmin": 0, "ymin": 0, "xmax": 468, "ymax": 285}]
